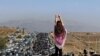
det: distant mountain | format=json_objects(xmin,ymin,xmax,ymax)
[{"xmin": 0, "ymin": 19, "xmax": 100, "ymax": 32}]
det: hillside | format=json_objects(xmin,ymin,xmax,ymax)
[
  {"xmin": 0, "ymin": 26, "xmax": 16, "ymax": 36},
  {"xmin": 63, "ymin": 32, "xmax": 100, "ymax": 55}
]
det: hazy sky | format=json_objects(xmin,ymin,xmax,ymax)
[{"xmin": 0, "ymin": 0, "xmax": 100, "ymax": 27}]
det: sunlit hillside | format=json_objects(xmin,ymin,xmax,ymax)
[
  {"xmin": 63, "ymin": 32, "xmax": 100, "ymax": 55},
  {"xmin": 0, "ymin": 26, "xmax": 16, "ymax": 36}
]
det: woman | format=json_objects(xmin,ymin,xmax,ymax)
[{"xmin": 51, "ymin": 15, "xmax": 67, "ymax": 56}]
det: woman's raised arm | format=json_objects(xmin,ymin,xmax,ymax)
[{"xmin": 55, "ymin": 15, "xmax": 64, "ymax": 26}]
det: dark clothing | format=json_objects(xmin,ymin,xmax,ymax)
[
  {"xmin": 84, "ymin": 49, "xmax": 87, "ymax": 54},
  {"xmin": 84, "ymin": 49, "xmax": 87, "ymax": 56},
  {"xmin": 54, "ymin": 46, "xmax": 62, "ymax": 56}
]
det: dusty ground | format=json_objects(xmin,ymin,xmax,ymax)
[
  {"xmin": 0, "ymin": 27, "xmax": 16, "ymax": 36},
  {"xmin": 62, "ymin": 32, "xmax": 100, "ymax": 55}
]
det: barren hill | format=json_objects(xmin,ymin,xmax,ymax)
[
  {"xmin": 63, "ymin": 32, "xmax": 100, "ymax": 55},
  {"xmin": 0, "ymin": 26, "xmax": 16, "ymax": 36}
]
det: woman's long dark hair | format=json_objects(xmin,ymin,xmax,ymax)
[{"xmin": 54, "ymin": 21, "xmax": 65, "ymax": 36}]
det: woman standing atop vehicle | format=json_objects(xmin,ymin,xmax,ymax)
[{"xmin": 51, "ymin": 15, "xmax": 67, "ymax": 56}]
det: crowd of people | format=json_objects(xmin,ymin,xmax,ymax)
[{"xmin": 0, "ymin": 32, "xmax": 55, "ymax": 56}]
